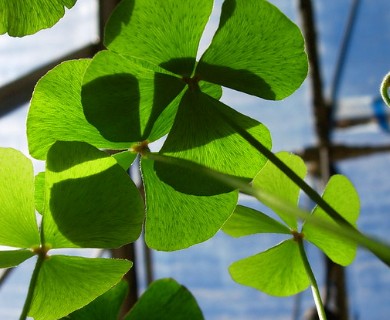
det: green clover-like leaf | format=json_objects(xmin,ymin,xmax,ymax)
[
  {"xmin": 0, "ymin": 0, "xmax": 77, "ymax": 36},
  {"xmin": 34, "ymin": 172, "xmax": 46, "ymax": 215},
  {"xmin": 81, "ymin": 50, "xmax": 186, "ymax": 144},
  {"xmin": 253, "ymin": 152, "xmax": 307, "ymax": 229},
  {"xmin": 104, "ymin": 0, "xmax": 213, "ymax": 77},
  {"xmin": 222, "ymin": 205, "xmax": 291, "ymax": 237},
  {"xmin": 229, "ymin": 239, "xmax": 310, "ymax": 296},
  {"xmin": 42, "ymin": 141, "xmax": 144, "ymax": 249},
  {"xmin": 64, "ymin": 280, "xmax": 128, "ymax": 320},
  {"xmin": 226, "ymin": 151, "xmax": 361, "ymax": 297},
  {"xmin": 27, "ymin": 59, "xmax": 130, "ymax": 160},
  {"xmin": 0, "ymin": 249, "xmax": 35, "ymax": 268},
  {"xmin": 0, "ymin": 148, "xmax": 40, "ymax": 248},
  {"xmin": 81, "ymin": 51, "xmax": 223, "ymax": 147},
  {"xmin": 156, "ymin": 90, "xmax": 271, "ymax": 194},
  {"xmin": 26, "ymin": 0, "xmax": 308, "ymax": 252},
  {"xmin": 303, "ymin": 175, "xmax": 360, "ymax": 266},
  {"xmin": 29, "ymin": 255, "xmax": 131, "ymax": 320},
  {"xmin": 124, "ymin": 278, "xmax": 204, "ymax": 320},
  {"xmin": 141, "ymin": 158, "xmax": 238, "ymax": 250},
  {"xmin": 112, "ymin": 151, "xmax": 137, "ymax": 171},
  {"xmin": 196, "ymin": 0, "xmax": 307, "ymax": 100}
]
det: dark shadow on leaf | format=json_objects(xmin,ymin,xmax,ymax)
[
  {"xmin": 154, "ymin": 160, "xmax": 238, "ymax": 196},
  {"xmin": 82, "ymin": 73, "xmax": 141, "ymax": 142},
  {"xmin": 49, "ymin": 165, "xmax": 142, "ymax": 248},
  {"xmin": 196, "ymin": 62, "xmax": 276, "ymax": 100},
  {"xmin": 160, "ymin": 90, "xmax": 264, "ymax": 153},
  {"xmin": 47, "ymin": 141, "xmax": 106, "ymax": 172},
  {"xmin": 103, "ymin": 0, "xmax": 135, "ymax": 48},
  {"xmin": 160, "ymin": 57, "xmax": 197, "ymax": 78},
  {"xmin": 141, "ymin": 72, "xmax": 186, "ymax": 140},
  {"xmin": 218, "ymin": 0, "xmax": 236, "ymax": 31}
]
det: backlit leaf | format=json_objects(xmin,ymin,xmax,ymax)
[
  {"xmin": 124, "ymin": 278, "xmax": 204, "ymax": 320},
  {"xmin": 29, "ymin": 255, "xmax": 131, "ymax": 320},
  {"xmin": 82, "ymin": 51, "xmax": 185, "ymax": 144},
  {"xmin": 303, "ymin": 175, "xmax": 360, "ymax": 266},
  {"xmin": 0, "ymin": 148, "xmax": 40, "ymax": 248},
  {"xmin": 64, "ymin": 281, "xmax": 128, "ymax": 320},
  {"xmin": 34, "ymin": 172, "xmax": 46, "ymax": 215},
  {"xmin": 156, "ymin": 90, "xmax": 271, "ymax": 195},
  {"xmin": 222, "ymin": 205, "xmax": 291, "ymax": 237},
  {"xmin": 197, "ymin": 0, "xmax": 307, "ymax": 100},
  {"xmin": 0, "ymin": 249, "xmax": 35, "ymax": 268},
  {"xmin": 147, "ymin": 81, "xmax": 222, "ymax": 143},
  {"xmin": 141, "ymin": 158, "xmax": 238, "ymax": 250},
  {"xmin": 253, "ymin": 152, "xmax": 306, "ymax": 229},
  {"xmin": 229, "ymin": 239, "xmax": 310, "ymax": 296},
  {"xmin": 104, "ymin": 0, "xmax": 213, "ymax": 76},
  {"xmin": 0, "ymin": 0, "xmax": 77, "ymax": 36},
  {"xmin": 43, "ymin": 141, "xmax": 144, "ymax": 249},
  {"xmin": 112, "ymin": 151, "xmax": 137, "ymax": 171},
  {"xmin": 27, "ymin": 59, "xmax": 130, "ymax": 160}
]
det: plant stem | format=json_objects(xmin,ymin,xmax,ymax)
[
  {"xmin": 297, "ymin": 238, "xmax": 327, "ymax": 320},
  {"xmin": 144, "ymin": 152, "xmax": 390, "ymax": 266},
  {"xmin": 19, "ymin": 252, "xmax": 45, "ymax": 320},
  {"xmin": 20, "ymin": 221, "xmax": 48, "ymax": 320},
  {"xmin": 215, "ymin": 107, "xmax": 351, "ymax": 227}
]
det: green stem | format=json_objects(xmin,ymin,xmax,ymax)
[
  {"xmin": 19, "ymin": 252, "xmax": 45, "ymax": 320},
  {"xmin": 215, "ymin": 107, "xmax": 352, "ymax": 227},
  {"xmin": 20, "ymin": 219, "xmax": 48, "ymax": 320},
  {"xmin": 297, "ymin": 238, "xmax": 327, "ymax": 320},
  {"xmin": 144, "ymin": 152, "xmax": 390, "ymax": 266}
]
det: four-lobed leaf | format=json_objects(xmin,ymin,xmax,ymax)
[
  {"xmin": 224, "ymin": 152, "xmax": 360, "ymax": 296},
  {"xmin": 0, "ymin": 144, "xmax": 141, "ymax": 319},
  {"xmin": 27, "ymin": 0, "xmax": 309, "ymax": 252},
  {"xmin": 0, "ymin": 0, "xmax": 77, "ymax": 36}
]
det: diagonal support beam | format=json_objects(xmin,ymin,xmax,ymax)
[{"xmin": 0, "ymin": 44, "xmax": 99, "ymax": 117}]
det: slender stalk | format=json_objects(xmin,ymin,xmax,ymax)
[
  {"xmin": 297, "ymin": 238, "xmax": 327, "ymax": 320},
  {"xmin": 214, "ymin": 106, "xmax": 351, "ymax": 228},
  {"xmin": 19, "ymin": 252, "xmax": 45, "ymax": 320},
  {"xmin": 20, "ymin": 217, "xmax": 48, "ymax": 319},
  {"xmin": 144, "ymin": 152, "xmax": 390, "ymax": 266}
]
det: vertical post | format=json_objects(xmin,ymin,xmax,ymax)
[
  {"xmin": 112, "ymin": 244, "xmax": 139, "ymax": 316},
  {"xmin": 298, "ymin": 1, "xmax": 349, "ymax": 319}
]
